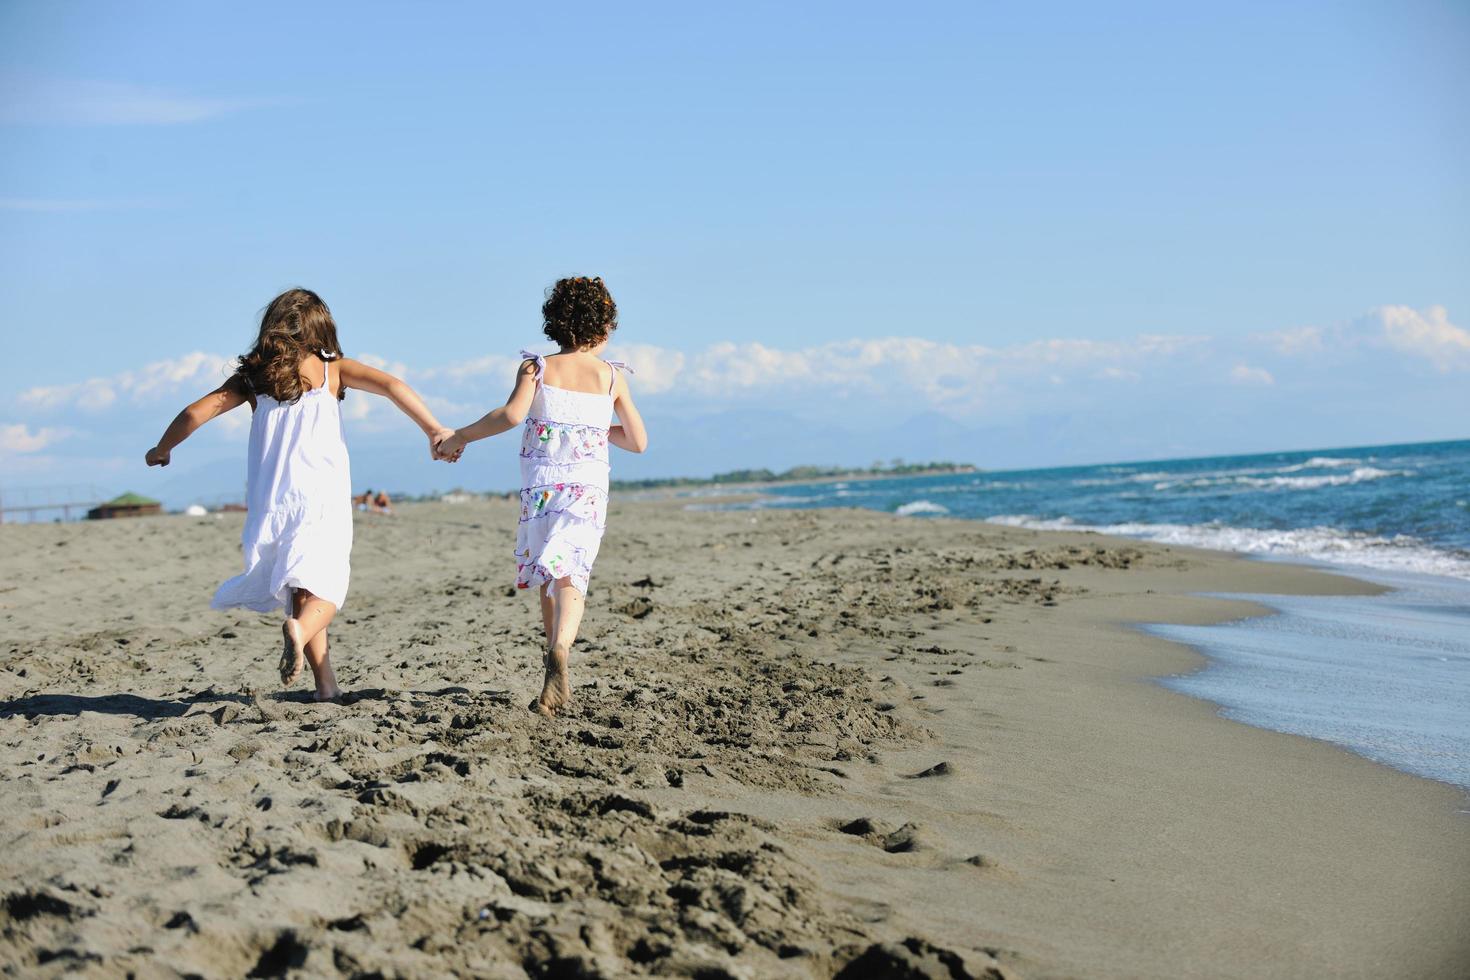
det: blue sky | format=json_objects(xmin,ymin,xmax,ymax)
[{"xmin": 2, "ymin": 1, "xmax": 1467, "ymax": 505}]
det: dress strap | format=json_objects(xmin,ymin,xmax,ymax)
[
  {"xmin": 520, "ymin": 349, "xmax": 546, "ymax": 384},
  {"xmin": 604, "ymin": 359, "xmax": 634, "ymax": 395},
  {"xmin": 317, "ymin": 350, "xmax": 339, "ymax": 391}
]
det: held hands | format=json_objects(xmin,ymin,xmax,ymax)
[
  {"xmin": 145, "ymin": 446, "xmax": 170, "ymax": 467},
  {"xmin": 430, "ymin": 428, "xmax": 465, "ymax": 463},
  {"xmin": 432, "ymin": 429, "xmax": 467, "ymax": 464}
]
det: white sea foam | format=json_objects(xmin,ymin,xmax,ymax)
[
  {"xmin": 1078, "ymin": 458, "xmax": 1388, "ymax": 491},
  {"xmin": 896, "ymin": 500, "xmax": 949, "ymax": 516},
  {"xmin": 1071, "ymin": 470, "xmax": 1175, "ymax": 487},
  {"xmin": 1240, "ymin": 466, "xmax": 1409, "ymax": 489},
  {"xmin": 983, "ymin": 515, "xmax": 1470, "ymax": 580},
  {"xmin": 1151, "ymin": 466, "xmax": 1410, "ymax": 492},
  {"xmin": 1279, "ymin": 456, "xmax": 1360, "ymax": 471}
]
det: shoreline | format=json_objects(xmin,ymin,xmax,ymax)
[
  {"xmin": 635, "ymin": 516, "xmax": 1468, "ymax": 978},
  {"xmin": 1, "ymin": 503, "xmax": 1466, "ymax": 976},
  {"xmin": 1141, "ymin": 569, "xmax": 1470, "ymax": 794}
]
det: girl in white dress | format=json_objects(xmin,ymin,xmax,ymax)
[
  {"xmin": 438, "ymin": 276, "xmax": 648, "ymax": 716},
  {"xmin": 145, "ymin": 288, "xmax": 455, "ymax": 700}
]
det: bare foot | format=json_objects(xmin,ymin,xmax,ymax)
[
  {"xmin": 311, "ymin": 658, "xmax": 341, "ymax": 702},
  {"xmin": 312, "ymin": 663, "xmax": 342, "ymax": 702},
  {"xmin": 532, "ymin": 645, "xmax": 571, "ymax": 717},
  {"xmin": 279, "ymin": 619, "xmax": 306, "ymax": 686}
]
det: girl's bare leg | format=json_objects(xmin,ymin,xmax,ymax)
[
  {"xmin": 281, "ymin": 589, "xmax": 337, "ymax": 687},
  {"xmin": 538, "ymin": 582, "xmax": 556, "ymax": 666},
  {"xmin": 533, "ymin": 578, "xmax": 583, "ymax": 717},
  {"xmin": 305, "ymin": 628, "xmax": 341, "ymax": 701}
]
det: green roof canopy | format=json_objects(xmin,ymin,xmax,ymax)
[{"xmin": 103, "ymin": 492, "xmax": 160, "ymax": 507}]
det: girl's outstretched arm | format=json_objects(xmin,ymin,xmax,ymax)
[
  {"xmin": 145, "ymin": 379, "xmax": 250, "ymax": 466},
  {"xmin": 336, "ymin": 358, "xmax": 455, "ymax": 461},
  {"xmin": 608, "ymin": 372, "xmax": 648, "ymax": 453},
  {"xmin": 436, "ymin": 359, "xmax": 539, "ymax": 460}
]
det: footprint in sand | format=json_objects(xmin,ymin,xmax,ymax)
[
  {"xmin": 881, "ymin": 823, "xmax": 923, "ymax": 853},
  {"xmin": 163, "ymin": 911, "xmax": 198, "ymax": 932},
  {"xmin": 837, "ymin": 816, "xmax": 887, "ymax": 837},
  {"xmin": 835, "ymin": 817, "xmax": 926, "ymax": 853}
]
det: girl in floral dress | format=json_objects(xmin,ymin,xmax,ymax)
[{"xmin": 439, "ymin": 277, "xmax": 648, "ymax": 715}]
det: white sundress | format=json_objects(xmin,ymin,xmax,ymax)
[
  {"xmin": 212, "ymin": 359, "xmax": 353, "ymax": 613},
  {"xmin": 515, "ymin": 350, "xmax": 631, "ymax": 595}
]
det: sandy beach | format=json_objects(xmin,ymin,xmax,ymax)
[{"xmin": 2, "ymin": 502, "xmax": 1466, "ymax": 978}]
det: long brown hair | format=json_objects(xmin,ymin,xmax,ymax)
[{"xmin": 233, "ymin": 288, "xmax": 346, "ymax": 403}]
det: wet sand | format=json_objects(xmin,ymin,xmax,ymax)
[{"xmin": 1, "ymin": 502, "xmax": 1466, "ymax": 978}]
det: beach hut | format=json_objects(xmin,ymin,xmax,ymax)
[{"xmin": 87, "ymin": 492, "xmax": 162, "ymax": 520}]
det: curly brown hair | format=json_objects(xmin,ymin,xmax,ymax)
[
  {"xmin": 233, "ymin": 288, "xmax": 346, "ymax": 404},
  {"xmin": 542, "ymin": 276, "xmax": 617, "ymax": 349}
]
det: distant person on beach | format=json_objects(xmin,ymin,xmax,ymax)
[
  {"xmin": 145, "ymin": 288, "xmax": 455, "ymax": 701},
  {"xmin": 352, "ymin": 489, "xmax": 394, "ymax": 514},
  {"xmin": 437, "ymin": 276, "xmax": 648, "ymax": 716}
]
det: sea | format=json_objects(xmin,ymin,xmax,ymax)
[{"xmin": 693, "ymin": 439, "xmax": 1470, "ymax": 791}]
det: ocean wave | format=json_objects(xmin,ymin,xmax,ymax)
[
  {"xmin": 983, "ymin": 515, "xmax": 1470, "ymax": 580},
  {"xmin": 896, "ymin": 500, "xmax": 949, "ymax": 516},
  {"xmin": 1152, "ymin": 467, "xmax": 1410, "ymax": 492},
  {"xmin": 1278, "ymin": 456, "xmax": 1361, "ymax": 472},
  {"xmin": 1078, "ymin": 458, "xmax": 1378, "ymax": 490},
  {"xmin": 755, "ymin": 494, "xmax": 825, "ymax": 506},
  {"xmin": 1071, "ymin": 471, "xmax": 1173, "ymax": 487}
]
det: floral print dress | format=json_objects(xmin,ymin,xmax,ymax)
[{"xmin": 514, "ymin": 350, "xmax": 630, "ymax": 594}]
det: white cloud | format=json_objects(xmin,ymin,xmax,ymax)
[
  {"xmin": 20, "ymin": 351, "xmax": 235, "ymax": 413},
  {"xmin": 342, "ymin": 396, "xmax": 374, "ymax": 422},
  {"xmin": 1256, "ymin": 306, "xmax": 1470, "ymax": 371},
  {"xmin": 423, "ymin": 395, "xmax": 477, "ymax": 419},
  {"xmin": 18, "ymin": 379, "xmax": 116, "ymax": 411},
  {"xmin": 0, "ymin": 76, "xmax": 275, "ymax": 126},
  {"xmin": 122, "ymin": 352, "xmax": 236, "ymax": 399},
  {"xmin": 607, "ymin": 343, "xmax": 684, "ymax": 395},
  {"xmin": 1260, "ymin": 324, "xmax": 1325, "ymax": 356},
  {"xmin": 1230, "ymin": 364, "xmax": 1275, "ymax": 386},
  {"xmin": 597, "ymin": 333, "xmax": 1214, "ymax": 415},
  {"xmin": 419, "ymin": 353, "xmax": 524, "ymax": 384},
  {"xmin": 1376, "ymin": 305, "xmax": 1470, "ymax": 370},
  {"xmin": 216, "ymin": 406, "xmax": 252, "ymax": 435},
  {"xmin": 358, "ymin": 353, "xmax": 410, "ymax": 379},
  {"xmin": 7, "ymin": 306, "xmax": 1461, "ymax": 472},
  {"xmin": 0, "ymin": 423, "xmax": 69, "ymax": 453}
]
